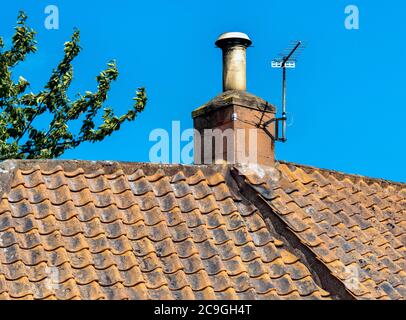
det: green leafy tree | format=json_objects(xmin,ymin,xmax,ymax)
[{"xmin": 0, "ymin": 12, "xmax": 147, "ymax": 160}]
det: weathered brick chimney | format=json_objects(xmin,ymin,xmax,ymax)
[{"xmin": 192, "ymin": 32, "xmax": 276, "ymax": 167}]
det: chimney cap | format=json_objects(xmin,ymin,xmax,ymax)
[{"xmin": 215, "ymin": 32, "xmax": 252, "ymax": 48}]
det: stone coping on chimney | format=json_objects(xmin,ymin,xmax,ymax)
[{"xmin": 192, "ymin": 90, "xmax": 276, "ymax": 118}]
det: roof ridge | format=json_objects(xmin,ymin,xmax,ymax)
[
  {"xmin": 0, "ymin": 160, "xmax": 232, "ymax": 178},
  {"xmin": 277, "ymin": 160, "xmax": 406, "ymax": 188},
  {"xmin": 2, "ymin": 159, "xmax": 404, "ymax": 187}
]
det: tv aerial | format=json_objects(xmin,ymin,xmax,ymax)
[{"xmin": 258, "ymin": 40, "xmax": 306, "ymax": 142}]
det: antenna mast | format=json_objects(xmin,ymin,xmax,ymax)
[
  {"xmin": 280, "ymin": 41, "xmax": 302, "ymax": 142},
  {"xmin": 258, "ymin": 41, "xmax": 305, "ymax": 143}
]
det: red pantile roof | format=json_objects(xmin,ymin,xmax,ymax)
[
  {"xmin": 0, "ymin": 159, "xmax": 405, "ymax": 300},
  {"xmin": 233, "ymin": 161, "xmax": 406, "ymax": 299}
]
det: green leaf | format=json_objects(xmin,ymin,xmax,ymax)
[{"xmin": 0, "ymin": 12, "xmax": 147, "ymax": 161}]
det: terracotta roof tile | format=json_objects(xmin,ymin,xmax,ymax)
[
  {"xmin": 238, "ymin": 161, "xmax": 406, "ymax": 300},
  {"xmin": 0, "ymin": 160, "xmax": 328, "ymax": 300},
  {"xmin": 3, "ymin": 159, "xmax": 404, "ymax": 299}
]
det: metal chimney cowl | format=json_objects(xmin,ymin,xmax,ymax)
[{"xmin": 215, "ymin": 32, "xmax": 252, "ymax": 92}]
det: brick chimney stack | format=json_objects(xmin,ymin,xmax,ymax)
[{"xmin": 192, "ymin": 32, "xmax": 276, "ymax": 168}]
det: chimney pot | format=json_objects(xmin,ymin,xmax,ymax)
[{"xmin": 215, "ymin": 32, "xmax": 252, "ymax": 92}]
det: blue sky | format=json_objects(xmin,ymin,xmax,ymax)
[{"xmin": 1, "ymin": 0, "xmax": 405, "ymax": 182}]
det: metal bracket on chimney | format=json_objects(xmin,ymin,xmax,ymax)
[
  {"xmin": 256, "ymin": 101, "xmax": 286, "ymax": 142},
  {"xmin": 257, "ymin": 117, "xmax": 287, "ymax": 143}
]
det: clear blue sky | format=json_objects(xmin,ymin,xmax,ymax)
[{"xmin": 1, "ymin": 0, "xmax": 405, "ymax": 182}]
